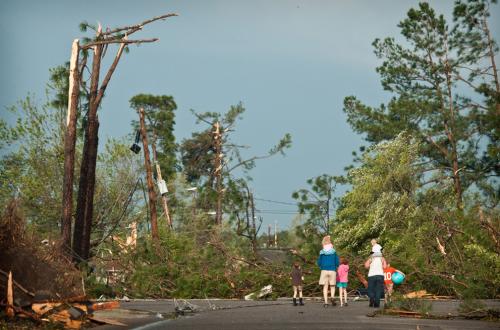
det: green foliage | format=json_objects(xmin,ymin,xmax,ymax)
[
  {"xmin": 390, "ymin": 293, "xmax": 432, "ymax": 314},
  {"xmin": 292, "ymin": 174, "xmax": 345, "ymax": 235},
  {"xmin": 130, "ymin": 94, "xmax": 178, "ymax": 179},
  {"xmin": 179, "ymin": 102, "xmax": 291, "ymax": 225},
  {"xmin": 109, "ymin": 228, "xmax": 296, "ymax": 299},
  {"xmin": 343, "ymin": 1, "xmax": 500, "ymax": 207}
]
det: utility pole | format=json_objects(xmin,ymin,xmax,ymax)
[
  {"xmin": 274, "ymin": 220, "xmax": 278, "ymax": 248},
  {"xmin": 155, "ymin": 162, "xmax": 172, "ymax": 229},
  {"xmin": 213, "ymin": 121, "xmax": 223, "ymax": 225},
  {"xmin": 268, "ymin": 224, "xmax": 272, "ymax": 247},
  {"xmin": 151, "ymin": 132, "xmax": 172, "ymax": 229},
  {"xmin": 139, "ymin": 108, "xmax": 159, "ymax": 240}
]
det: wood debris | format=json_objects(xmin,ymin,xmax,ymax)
[
  {"xmin": 403, "ymin": 290, "xmax": 453, "ymax": 299},
  {"xmin": 3, "ymin": 270, "xmax": 123, "ymax": 329}
]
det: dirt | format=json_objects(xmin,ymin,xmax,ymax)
[{"xmin": 0, "ymin": 199, "xmax": 84, "ymax": 304}]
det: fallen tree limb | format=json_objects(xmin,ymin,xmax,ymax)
[
  {"xmin": 0, "ymin": 303, "xmax": 41, "ymax": 321},
  {"xmin": 0, "ymin": 268, "xmax": 35, "ymax": 297}
]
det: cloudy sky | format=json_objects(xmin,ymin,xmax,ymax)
[{"xmin": 1, "ymin": 0, "xmax": 498, "ymax": 229}]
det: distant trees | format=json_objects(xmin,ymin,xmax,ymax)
[{"xmin": 292, "ymin": 174, "xmax": 344, "ymax": 235}]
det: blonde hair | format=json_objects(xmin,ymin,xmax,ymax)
[{"xmin": 322, "ymin": 235, "xmax": 331, "ymax": 245}]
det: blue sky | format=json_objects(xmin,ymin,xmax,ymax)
[{"xmin": 1, "ymin": 1, "xmax": 498, "ymax": 230}]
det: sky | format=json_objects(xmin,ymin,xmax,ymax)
[{"xmin": 1, "ymin": 0, "xmax": 498, "ymax": 231}]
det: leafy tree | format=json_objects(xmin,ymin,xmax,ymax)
[
  {"xmin": 333, "ymin": 133, "xmax": 499, "ymax": 297},
  {"xmin": 343, "ymin": 1, "xmax": 499, "ymax": 209},
  {"xmin": 0, "ymin": 67, "xmax": 145, "ymax": 260},
  {"xmin": 292, "ymin": 174, "xmax": 345, "ymax": 235},
  {"xmin": 129, "ymin": 94, "xmax": 178, "ymax": 179}
]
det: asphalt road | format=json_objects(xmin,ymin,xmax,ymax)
[{"xmin": 94, "ymin": 299, "xmax": 499, "ymax": 330}]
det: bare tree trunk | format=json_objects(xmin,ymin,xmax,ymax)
[
  {"xmin": 61, "ymin": 39, "xmax": 80, "ymax": 252},
  {"xmin": 213, "ymin": 122, "xmax": 223, "ymax": 225},
  {"xmin": 482, "ymin": 16, "xmax": 500, "ymax": 115},
  {"xmin": 139, "ymin": 108, "xmax": 159, "ymax": 240},
  {"xmin": 249, "ymin": 192, "xmax": 258, "ymax": 256},
  {"xmin": 73, "ymin": 38, "xmax": 103, "ymax": 262}
]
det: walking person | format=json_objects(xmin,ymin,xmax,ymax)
[
  {"xmin": 337, "ymin": 257, "xmax": 349, "ymax": 307},
  {"xmin": 291, "ymin": 261, "xmax": 304, "ymax": 306},
  {"xmin": 364, "ymin": 251, "xmax": 387, "ymax": 308},
  {"xmin": 317, "ymin": 235, "xmax": 340, "ymax": 308}
]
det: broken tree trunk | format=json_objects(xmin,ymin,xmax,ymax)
[
  {"xmin": 139, "ymin": 107, "xmax": 159, "ymax": 240},
  {"xmin": 6, "ymin": 271, "xmax": 14, "ymax": 318},
  {"xmin": 151, "ymin": 133, "xmax": 172, "ymax": 229},
  {"xmin": 70, "ymin": 13, "xmax": 176, "ymax": 261},
  {"xmin": 73, "ymin": 30, "xmax": 104, "ymax": 262},
  {"xmin": 61, "ymin": 39, "xmax": 80, "ymax": 253},
  {"xmin": 213, "ymin": 122, "xmax": 223, "ymax": 225}
]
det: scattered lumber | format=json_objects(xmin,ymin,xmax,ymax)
[
  {"xmin": 3, "ymin": 278, "xmax": 122, "ymax": 330},
  {"xmin": 403, "ymin": 290, "xmax": 453, "ymax": 300},
  {"xmin": 403, "ymin": 290, "xmax": 429, "ymax": 299},
  {"xmin": 91, "ymin": 300, "xmax": 120, "ymax": 311}
]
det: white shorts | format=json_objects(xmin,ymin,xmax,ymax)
[{"xmin": 319, "ymin": 270, "xmax": 336, "ymax": 286}]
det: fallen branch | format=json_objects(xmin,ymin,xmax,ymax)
[
  {"xmin": 0, "ymin": 303, "xmax": 41, "ymax": 321},
  {"xmin": 6, "ymin": 271, "xmax": 14, "ymax": 318},
  {"xmin": 0, "ymin": 268, "xmax": 35, "ymax": 297}
]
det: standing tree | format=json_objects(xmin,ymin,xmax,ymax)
[
  {"xmin": 292, "ymin": 174, "xmax": 343, "ymax": 235},
  {"xmin": 130, "ymin": 94, "xmax": 177, "ymax": 229},
  {"xmin": 68, "ymin": 13, "xmax": 177, "ymax": 262},
  {"xmin": 129, "ymin": 94, "xmax": 178, "ymax": 179},
  {"xmin": 342, "ymin": 1, "xmax": 499, "ymax": 210},
  {"xmin": 180, "ymin": 103, "xmax": 292, "ymax": 225}
]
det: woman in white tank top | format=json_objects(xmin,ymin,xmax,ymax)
[{"xmin": 365, "ymin": 255, "xmax": 387, "ymax": 308}]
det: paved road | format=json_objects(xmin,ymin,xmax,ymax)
[{"xmin": 95, "ymin": 299, "xmax": 499, "ymax": 330}]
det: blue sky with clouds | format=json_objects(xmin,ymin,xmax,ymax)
[{"xmin": 1, "ymin": 1, "xmax": 498, "ymax": 230}]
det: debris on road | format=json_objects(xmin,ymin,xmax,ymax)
[
  {"xmin": 403, "ymin": 290, "xmax": 452, "ymax": 299},
  {"xmin": 174, "ymin": 299, "xmax": 199, "ymax": 315},
  {"xmin": 244, "ymin": 284, "xmax": 272, "ymax": 300}
]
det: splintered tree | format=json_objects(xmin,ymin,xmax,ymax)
[
  {"xmin": 61, "ymin": 13, "xmax": 177, "ymax": 261},
  {"xmin": 180, "ymin": 103, "xmax": 292, "ymax": 225}
]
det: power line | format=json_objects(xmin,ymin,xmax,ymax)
[{"xmin": 254, "ymin": 197, "xmax": 297, "ymax": 206}]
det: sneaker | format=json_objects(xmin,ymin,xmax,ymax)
[
  {"xmin": 323, "ymin": 304, "xmax": 328, "ymax": 308},
  {"xmin": 331, "ymin": 299, "xmax": 337, "ymax": 306},
  {"xmin": 344, "ymin": 303, "xmax": 348, "ymax": 307}
]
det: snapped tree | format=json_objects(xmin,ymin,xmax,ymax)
[{"xmin": 60, "ymin": 13, "xmax": 177, "ymax": 261}]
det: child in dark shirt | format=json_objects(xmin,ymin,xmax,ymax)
[{"xmin": 291, "ymin": 261, "xmax": 304, "ymax": 306}]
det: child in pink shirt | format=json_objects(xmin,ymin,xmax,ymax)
[{"xmin": 337, "ymin": 257, "xmax": 349, "ymax": 307}]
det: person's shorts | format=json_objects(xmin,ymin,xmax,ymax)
[
  {"xmin": 319, "ymin": 270, "xmax": 336, "ymax": 286},
  {"xmin": 293, "ymin": 285, "xmax": 302, "ymax": 291},
  {"xmin": 337, "ymin": 282, "xmax": 347, "ymax": 288}
]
